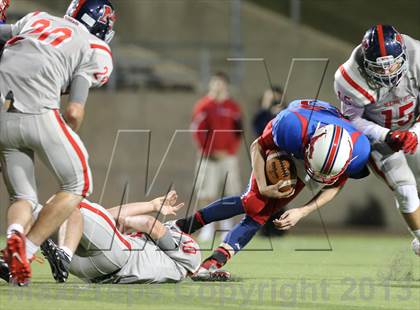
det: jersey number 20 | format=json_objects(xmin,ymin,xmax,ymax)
[{"xmin": 28, "ymin": 19, "xmax": 73, "ymax": 47}]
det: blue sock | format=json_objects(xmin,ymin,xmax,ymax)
[
  {"xmin": 176, "ymin": 196, "xmax": 245, "ymax": 234},
  {"xmin": 200, "ymin": 196, "xmax": 245, "ymax": 224},
  {"xmin": 202, "ymin": 215, "xmax": 262, "ymax": 268},
  {"xmin": 223, "ymin": 215, "xmax": 261, "ymax": 253}
]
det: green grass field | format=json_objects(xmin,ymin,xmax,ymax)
[{"xmin": 0, "ymin": 234, "xmax": 419, "ymax": 310}]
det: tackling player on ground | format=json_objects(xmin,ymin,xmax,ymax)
[
  {"xmin": 1, "ymin": 191, "xmax": 201, "ymax": 284},
  {"xmin": 0, "ymin": 0, "xmax": 115, "ymax": 285},
  {"xmin": 334, "ymin": 25, "xmax": 420, "ymax": 255},
  {"xmin": 176, "ymin": 99, "xmax": 371, "ymax": 280}
]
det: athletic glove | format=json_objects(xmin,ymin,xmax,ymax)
[
  {"xmin": 385, "ymin": 130, "xmax": 418, "ymax": 154},
  {"xmin": 403, "ymin": 131, "xmax": 418, "ymax": 154}
]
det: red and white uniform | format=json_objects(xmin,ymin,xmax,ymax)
[
  {"xmin": 0, "ymin": 11, "xmax": 112, "ymax": 113},
  {"xmin": 334, "ymin": 34, "xmax": 420, "ymax": 212},
  {"xmin": 70, "ymin": 200, "xmax": 201, "ymax": 284},
  {"xmin": 0, "ymin": 12, "xmax": 112, "ymax": 205}
]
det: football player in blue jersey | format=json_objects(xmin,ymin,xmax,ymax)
[{"xmin": 176, "ymin": 99, "xmax": 371, "ymax": 281}]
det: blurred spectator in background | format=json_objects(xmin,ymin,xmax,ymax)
[
  {"xmin": 191, "ymin": 72, "xmax": 242, "ymax": 241},
  {"xmin": 252, "ymin": 86, "xmax": 284, "ymax": 137}
]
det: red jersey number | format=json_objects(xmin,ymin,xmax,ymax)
[
  {"xmin": 380, "ymin": 102, "xmax": 414, "ymax": 129},
  {"xmin": 28, "ymin": 18, "xmax": 73, "ymax": 47}
]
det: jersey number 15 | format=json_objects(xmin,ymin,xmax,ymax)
[{"xmin": 380, "ymin": 101, "xmax": 414, "ymax": 129}]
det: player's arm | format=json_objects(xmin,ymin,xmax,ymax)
[
  {"xmin": 335, "ymin": 76, "xmax": 389, "ymax": 142},
  {"xmin": 107, "ymin": 190, "xmax": 184, "ymax": 220},
  {"xmin": 344, "ymin": 101, "xmax": 417, "ymax": 154},
  {"xmin": 63, "ymin": 76, "xmax": 90, "ymax": 131},
  {"xmin": 252, "ymin": 122, "xmax": 295, "ymax": 199},
  {"xmin": 122, "ymin": 215, "xmax": 166, "ymax": 239},
  {"xmin": 121, "ymin": 215, "xmax": 178, "ymax": 250},
  {"xmin": 341, "ymin": 101, "xmax": 390, "ymax": 142},
  {"xmin": 273, "ymin": 181, "xmax": 343, "ymax": 230},
  {"xmin": 250, "ymin": 139, "xmax": 268, "ymax": 190},
  {"xmin": 67, "ymin": 45, "xmax": 113, "ymax": 132},
  {"xmin": 251, "ymin": 139, "xmax": 293, "ymax": 199},
  {"xmin": 117, "ymin": 192, "xmax": 183, "ymax": 250}
]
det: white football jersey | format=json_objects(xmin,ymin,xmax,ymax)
[
  {"xmin": 334, "ymin": 34, "xmax": 420, "ymax": 141},
  {"xmin": 115, "ymin": 227, "xmax": 201, "ymax": 284},
  {"xmin": 0, "ymin": 11, "xmax": 113, "ymax": 114}
]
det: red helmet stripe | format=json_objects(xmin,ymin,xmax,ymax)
[
  {"xmin": 376, "ymin": 24, "xmax": 387, "ymax": 57},
  {"xmin": 72, "ymin": 0, "xmax": 87, "ymax": 18},
  {"xmin": 321, "ymin": 126, "xmax": 342, "ymax": 175}
]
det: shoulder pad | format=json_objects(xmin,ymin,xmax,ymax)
[{"xmin": 334, "ymin": 50, "xmax": 376, "ymax": 107}]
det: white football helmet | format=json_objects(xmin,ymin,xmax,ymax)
[{"xmin": 304, "ymin": 124, "xmax": 353, "ymax": 184}]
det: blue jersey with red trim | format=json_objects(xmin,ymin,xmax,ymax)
[{"xmin": 267, "ymin": 100, "xmax": 370, "ymax": 179}]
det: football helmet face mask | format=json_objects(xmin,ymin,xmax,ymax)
[
  {"xmin": 361, "ymin": 24, "xmax": 407, "ymax": 88},
  {"xmin": 304, "ymin": 124, "xmax": 353, "ymax": 185},
  {"xmin": 66, "ymin": 0, "xmax": 116, "ymax": 43}
]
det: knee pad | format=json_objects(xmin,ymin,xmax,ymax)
[{"xmin": 394, "ymin": 185, "xmax": 419, "ymax": 213}]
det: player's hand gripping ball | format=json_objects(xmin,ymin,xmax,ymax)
[{"xmin": 265, "ymin": 150, "xmax": 297, "ymax": 193}]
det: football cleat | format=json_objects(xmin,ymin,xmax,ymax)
[
  {"xmin": 40, "ymin": 239, "xmax": 71, "ymax": 283},
  {"xmin": 0, "ymin": 250, "xmax": 10, "ymax": 283},
  {"xmin": 191, "ymin": 265, "xmax": 231, "ymax": 282},
  {"xmin": 411, "ymin": 238, "xmax": 420, "ymax": 256},
  {"xmin": 7, "ymin": 231, "xmax": 31, "ymax": 286}
]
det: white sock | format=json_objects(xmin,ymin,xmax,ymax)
[
  {"xmin": 60, "ymin": 246, "xmax": 73, "ymax": 260},
  {"xmin": 25, "ymin": 238, "xmax": 39, "ymax": 260},
  {"xmin": 412, "ymin": 229, "xmax": 420, "ymax": 240},
  {"xmin": 6, "ymin": 224, "xmax": 24, "ymax": 237}
]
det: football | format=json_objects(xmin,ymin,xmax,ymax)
[{"xmin": 265, "ymin": 150, "xmax": 297, "ymax": 192}]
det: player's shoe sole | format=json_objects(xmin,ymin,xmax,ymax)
[
  {"xmin": 7, "ymin": 232, "xmax": 31, "ymax": 286},
  {"xmin": 40, "ymin": 239, "xmax": 70, "ymax": 283},
  {"xmin": 191, "ymin": 267, "xmax": 231, "ymax": 282}
]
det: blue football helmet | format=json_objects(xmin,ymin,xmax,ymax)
[
  {"xmin": 66, "ymin": 0, "xmax": 116, "ymax": 43},
  {"xmin": 361, "ymin": 25, "xmax": 407, "ymax": 88}
]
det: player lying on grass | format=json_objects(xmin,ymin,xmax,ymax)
[
  {"xmin": 175, "ymin": 99, "xmax": 371, "ymax": 281},
  {"xmin": 0, "ymin": 191, "xmax": 201, "ymax": 284}
]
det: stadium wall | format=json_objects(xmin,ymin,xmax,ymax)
[{"xmin": 0, "ymin": 1, "xmax": 408, "ymax": 234}]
